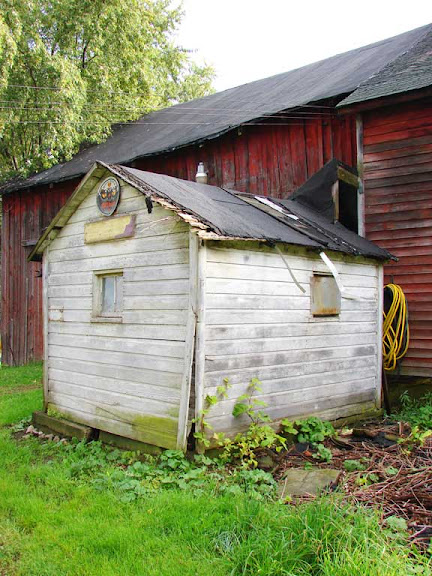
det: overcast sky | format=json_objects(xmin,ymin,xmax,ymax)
[{"xmin": 174, "ymin": 0, "xmax": 431, "ymax": 92}]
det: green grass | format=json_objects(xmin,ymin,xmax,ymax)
[
  {"xmin": 0, "ymin": 362, "xmax": 43, "ymax": 425},
  {"xmin": 0, "ymin": 364, "xmax": 430, "ymax": 575}
]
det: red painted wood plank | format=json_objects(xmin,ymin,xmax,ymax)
[
  {"xmin": 366, "ymin": 198, "xmax": 432, "ymax": 215},
  {"xmin": 364, "ymin": 113, "xmax": 432, "ymax": 138},
  {"xmin": 365, "ymin": 152, "xmax": 432, "ymax": 172},
  {"xmin": 364, "ymin": 134, "xmax": 432, "ymax": 154},
  {"xmin": 364, "ymin": 162, "xmax": 432, "ymax": 181}
]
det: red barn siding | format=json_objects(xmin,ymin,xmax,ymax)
[
  {"xmin": 135, "ymin": 115, "xmax": 357, "ymax": 198},
  {"xmin": 363, "ymin": 98, "xmax": 432, "ymax": 376},
  {"xmin": 1, "ymin": 180, "xmax": 78, "ymax": 365},
  {"xmin": 1, "ymin": 113, "xmax": 356, "ymax": 365}
]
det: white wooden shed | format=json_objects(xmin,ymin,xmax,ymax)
[{"xmin": 30, "ymin": 161, "xmax": 391, "ymax": 451}]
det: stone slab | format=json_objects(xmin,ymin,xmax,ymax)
[{"xmin": 278, "ymin": 468, "xmax": 340, "ymax": 499}]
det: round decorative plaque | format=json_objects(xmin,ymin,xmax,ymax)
[{"xmin": 97, "ymin": 177, "xmax": 120, "ymax": 216}]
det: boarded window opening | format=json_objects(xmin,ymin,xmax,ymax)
[{"xmin": 311, "ymin": 273, "xmax": 341, "ymax": 317}]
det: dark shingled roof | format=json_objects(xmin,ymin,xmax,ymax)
[
  {"xmin": 5, "ymin": 24, "xmax": 431, "ymax": 194},
  {"xmin": 31, "ymin": 162, "xmax": 393, "ymax": 261},
  {"xmin": 107, "ymin": 163, "xmax": 392, "ymax": 261},
  {"xmin": 339, "ymin": 26, "xmax": 432, "ymax": 107}
]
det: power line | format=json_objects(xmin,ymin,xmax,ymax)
[
  {"xmin": 0, "ymin": 109, "xmax": 334, "ymax": 124},
  {"xmin": 0, "ymin": 101, "xmax": 336, "ymax": 118},
  {"xmin": 0, "ymin": 103, "xmax": 335, "ymax": 118},
  {"xmin": 4, "ymin": 83, "xmax": 337, "ymax": 110},
  {"xmin": 2, "ymin": 119, "xmax": 312, "ymax": 127}
]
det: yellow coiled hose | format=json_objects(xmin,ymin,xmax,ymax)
[{"xmin": 382, "ymin": 284, "xmax": 409, "ymax": 371}]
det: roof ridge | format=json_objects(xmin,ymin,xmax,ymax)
[{"xmin": 338, "ymin": 24, "xmax": 432, "ymax": 107}]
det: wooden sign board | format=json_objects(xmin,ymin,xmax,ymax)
[{"xmin": 85, "ymin": 214, "xmax": 136, "ymax": 244}]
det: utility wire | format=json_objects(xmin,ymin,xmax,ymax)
[
  {"xmin": 2, "ymin": 115, "xmax": 331, "ymax": 126},
  {"xmin": 0, "ymin": 101, "xmax": 336, "ymax": 117},
  {"xmin": 0, "ymin": 104, "xmax": 335, "ymax": 119},
  {"xmin": 4, "ymin": 83, "xmax": 337, "ymax": 109}
]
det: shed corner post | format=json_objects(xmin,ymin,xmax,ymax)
[
  {"xmin": 175, "ymin": 230, "xmax": 206, "ymax": 451},
  {"xmin": 376, "ymin": 263, "xmax": 384, "ymax": 409},
  {"xmin": 194, "ymin": 235, "xmax": 207, "ymax": 453},
  {"xmin": 42, "ymin": 247, "xmax": 49, "ymax": 412}
]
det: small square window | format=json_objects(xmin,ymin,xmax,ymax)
[
  {"xmin": 92, "ymin": 270, "xmax": 123, "ymax": 322},
  {"xmin": 311, "ymin": 273, "xmax": 341, "ymax": 317}
]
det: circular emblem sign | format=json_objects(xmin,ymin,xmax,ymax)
[{"xmin": 97, "ymin": 177, "xmax": 120, "ymax": 216}]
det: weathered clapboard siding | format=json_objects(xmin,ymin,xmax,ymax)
[
  {"xmin": 201, "ymin": 244, "xmax": 381, "ymax": 435},
  {"xmin": 48, "ymin": 248, "xmax": 189, "ymax": 274},
  {"xmin": 45, "ymin": 180, "xmax": 192, "ymax": 449},
  {"xmin": 204, "ymin": 354, "xmax": 377, "ymax": 387},
  {"xmin": 49, "ymin": 321, "xmax": 187, "ymax": 341}
]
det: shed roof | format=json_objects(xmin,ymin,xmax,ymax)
[
  {"xmin": 339, "ymin": 26, "xmax": 432, "ymax": 107},
  {"xmin": 30, "ymin": 162, "xmax": 393, "ymax": 262},
  {"xmin": 5, "ymin": 23, "xmax": 431, "ymax": 194}
]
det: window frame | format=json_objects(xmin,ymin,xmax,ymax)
[{"xmin": 92, "ymin": 269, "xmax": 124, "ymax": 323}]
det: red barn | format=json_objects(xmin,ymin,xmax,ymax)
[
  {"xmin": 339, "ymin": 28, "xmax": 432, "ymax": 378},
  {"xmin": 1, "ymin": 23, "xmax": 431, "ymax": 372}
]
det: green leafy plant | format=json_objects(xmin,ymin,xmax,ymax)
[
  {"xmin": 356, "ymin": 472, "xmax": 380, "ymax": 486},
  {"xmin": 281, "ymin": 416, "xmax": 335, "ymax": 462},
  {"xmin": 401, "ymin": 425, "xmax": 432, "ymax": 447},
  {"xmin": 281, "ymin": 417, "xmax": 335, "ymax": 444},
  {"xmin": 344, "ymin": 459, "xmax": 367, "ymax": 472},
  {"xmin": 232, "ymin": 378, "xmax": 271, "ymax": 424},
  {"xmin": 313, "ymin": 444, "xmax": 333, "ymax": 463},
  {"xmin": 193, "ymin": 378, "xmax": 232, "ymax": 449},
  {"xmin": 220, "ymin": 378, "xmax": 288, "ymax": 468},
  {"xmin": 220, "ymin": 423, "xmax": 287, "ymax": 469},
  {"xmin": 393, "ymin": 392, "xmax": 432, "ymax": 435}
]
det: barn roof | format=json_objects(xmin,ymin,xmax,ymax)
[
  {"xmin": 30, "ymin": 162, "xmax": 393, "ymax": 262},
  {"xmin": 339, "ymin": 25, "xmax": 432, "ymax": 107},
  {"xmin": 5, "ymin": 23, "xmax": 432, "ymax": 194}
]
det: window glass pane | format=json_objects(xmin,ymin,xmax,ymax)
[
  {"xmin": 102, "ymin": 276, "xmax": 116, "ymax": 314},
  {"xmin": 114, "ymin": 275, "xmax": 123, "ymax": 313}
]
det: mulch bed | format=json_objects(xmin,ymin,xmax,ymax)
[{"xmin": 270, "ymin": 420, "xmax": 432, "ymax": 552}]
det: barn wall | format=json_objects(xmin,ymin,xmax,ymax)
[
  {"xmin": 135, "ymin": 114, "xmax": 357, "ymax": 198},
  {"xmin": 363, "ymin": 98, "xmax": 432, "ymax": 376},
  {"xmin": 45, "ymin": 181, "xmax": 192, "ymax": 449},
  {"xmin": 1, "ymin": 179, "xmax": 78, "ymax": 365},
  {"xmin": 200, "ymin": 242, "xmax": 381, "ymax": 436}
]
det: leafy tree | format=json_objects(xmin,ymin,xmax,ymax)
[{"xmin": 0, "ymin": 0, "xmax": 214, "ymax": 180}]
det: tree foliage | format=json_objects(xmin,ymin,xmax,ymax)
[{"xmin": 0, "ymin": 0, "xmax": 214, "ymax": 181}]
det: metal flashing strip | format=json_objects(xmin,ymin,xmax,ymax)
[{"xmin": 319, "ymin": 252, "xmax": 358, "ymax": 301}]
